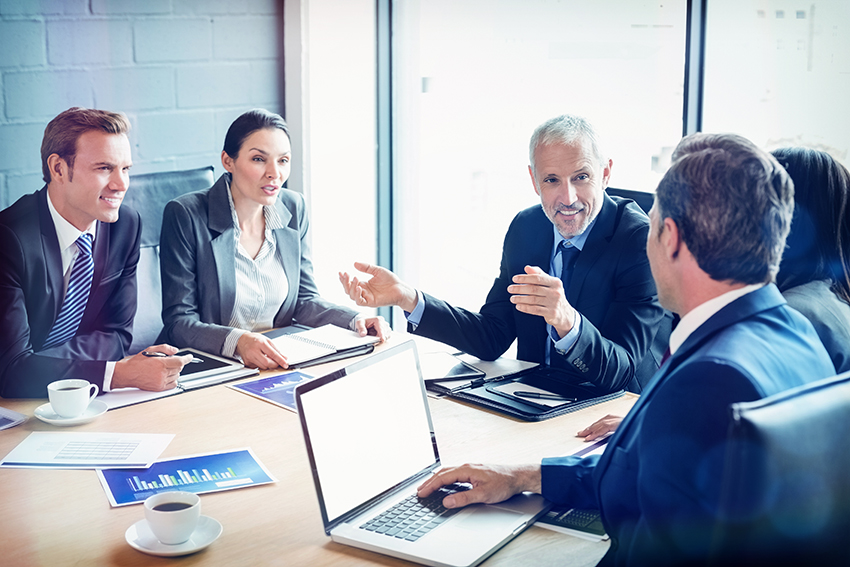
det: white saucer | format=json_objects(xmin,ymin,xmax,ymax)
[
  {"xmin": 34, "ymin": 400, "xmax": 108, "ymax": 426},
  {"xmin": 125, "ymin": 516, "xmax": 222, "ymax": 557}
]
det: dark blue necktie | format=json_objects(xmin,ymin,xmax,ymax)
[
  {"xmin": 42, "ymin": 233, "xmax": 95, "ymax": 350},
  {"xmin": 559, "ymin": 240, "xmax": 580, "ymax": 292}
]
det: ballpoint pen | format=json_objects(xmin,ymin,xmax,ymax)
[
  {"xmin": 143, "ymin": 351, "xmax": 203, "ymax": 363},
  {"xmin": 513, "ymin": 390, "xmax": 576, "ymax": 402}
]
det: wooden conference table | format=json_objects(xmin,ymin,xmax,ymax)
[{"xmin": 0, "ymin": 336, "xmax": 637, "ymax": 567}]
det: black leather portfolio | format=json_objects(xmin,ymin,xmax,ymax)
[{"xmin": 438, "ymin": 365, "xmax": 624, "ymax": 422}]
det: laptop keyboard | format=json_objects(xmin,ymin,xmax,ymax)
[{"xmin": 359, "ymin": 482, "xmax": 472, "ymax": 542}]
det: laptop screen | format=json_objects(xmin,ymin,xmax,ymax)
[{"xmin": 297, "ymin": 342, "xmax": 439, "ymax": 525}]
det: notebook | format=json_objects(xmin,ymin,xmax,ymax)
[
  {"xmin": 295, "ymin": 341, "xmax": 549, "ymax": 567},
  {"xmin": 268, "ymin": 324, "xmax": 380, "ymax": 367}
]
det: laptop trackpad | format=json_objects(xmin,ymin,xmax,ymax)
[{"xmin": 452, "ymin": 506, "xmax": 523, "ymax": 532}]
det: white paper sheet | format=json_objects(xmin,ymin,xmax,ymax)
[{"xmin": 0, "ymin": 431, "xmax": 174, "ymax": 469}]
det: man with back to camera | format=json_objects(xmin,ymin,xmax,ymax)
[
  {"xmin": 0, "ymin": 107, "xmax": 191, "ymax": 398},
  {"xmin": 413, "ymin": 133, "xmax": 836, "ymax": 566},
  {"xmin": 340, "ymin": 114, "xmax": 671, "ymax": 394}
]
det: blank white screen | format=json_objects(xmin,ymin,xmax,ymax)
[{"xmin": 299, "ymin": 345, "xmax": 437, "ymax": 523}]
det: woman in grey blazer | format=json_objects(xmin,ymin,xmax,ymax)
[
  {"xmin": 773, "ymin": 147, "xmax": 850, "ymax": 374},
  {"xmin": 159, "ymin": 109, "xmax": 387, "ymax": 369}
]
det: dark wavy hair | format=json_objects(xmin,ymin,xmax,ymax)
[
  {"xmin": 655, "ymin": 133, "xmax": 794, "ymax": 285},
  {"xmin": 223, "ymin": 108, "xmax": 290, "ymax": 159},
  {"xmin": 772, "ymin": 147, "xmax": 850, "ymax": 304}
]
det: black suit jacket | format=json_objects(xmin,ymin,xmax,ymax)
[
  {"xmin": 415, "ymin": 193, "xmax": 670, "ymax": 393},
  {"xmin": 0, "ymin": 187, "xmax": 140, "ymax": 398}
]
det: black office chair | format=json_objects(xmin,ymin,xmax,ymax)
[
  {"xmin": 711, "ymin": 371, "xmax": 850, "ymax": 566},
  {"xmin": 123, "ymin": 166, "xmax": 215, "ymax": 353},
  {"xmin": 606, "ymin": 187, "xmax": 654, "ymax": 214}
]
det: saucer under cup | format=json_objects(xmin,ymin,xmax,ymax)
[{"xmin": 125, "ymin": 516, "xmax": 222, "ymax": 557}]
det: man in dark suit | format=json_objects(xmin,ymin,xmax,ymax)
[
  {"xmin": 414, "ymin": 133, "xmax": 835, "ymax": 566},
  {"xmin": 340, "ymin": 115, "xmax": 670, "ymax": 394},
  {"xmin": 0, "ymin": 107, "xmax": 190, "ymax": 398}
]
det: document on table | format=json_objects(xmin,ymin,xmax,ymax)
[
  {"xmin": 97, "ymin": 447, "xmax": 277, "ymax": 507},
  {"xmin": 228, "ymin": 371, "xmax": 313, "ymax": 413},
  {"xmin": 0, "ymin": 432, "xmax": 174, "ymax": 469}
]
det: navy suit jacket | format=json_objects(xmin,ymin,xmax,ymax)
[
  {"xmin": 158, "ymin": 173, "xmax": 359, "ymax": 355},
  {"xmin": 539, "ymin": 285, "xmax": 835, "ymax": 566},
  {"xmin": 414, "ymin": 193, "xmax": 670, "ymax": 393},
  {"xmin": 0, "ymin": 187, "xmax": 140, "ymax": 398}
]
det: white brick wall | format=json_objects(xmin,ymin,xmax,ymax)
[{"xmin": 0, "ymin": 0, "xmax": 283, "ymax": 208}]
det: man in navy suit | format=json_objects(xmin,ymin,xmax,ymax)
[
  {"xmin": 341, "ymin": 115, "xmax": 670, "ymax": 394},
  {"xmin": 0, "ymin": 107, "xmax": 190, "ymax": 398},
  {"xmin": 414, "ymin": 133, "xmax": 835, "ymax": 566}
]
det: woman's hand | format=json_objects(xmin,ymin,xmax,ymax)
[{"xmin": 235, "ymin": 332, "xmax": 289, "ymax": 370}]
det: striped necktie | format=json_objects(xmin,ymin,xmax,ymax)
[{"xmin": 42, "ymin": 233, "xmax": 95, "ymax": 350}]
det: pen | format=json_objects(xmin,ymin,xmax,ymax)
[
  {"xmin": 143, "ymin": 351, "xmax": 203, "ymax": 363},
  {"xmin": 513, "ymin": 391, "xmax": 576, "ymax": 402}
]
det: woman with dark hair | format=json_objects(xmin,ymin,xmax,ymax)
[
  {"xmin": 159, "ymin": 109, "xmax": 388, "ymax": 369},
  {"xmin": 772, "ymin": 147, "xmax": 850, "ymax": 373}
]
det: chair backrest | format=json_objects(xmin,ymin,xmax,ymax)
[
  {"xmin": 712, "ymin": 371, "xmax": 850, "ymax": 566},
  {"xmin": 124, "ymin": 166, "xmax": 215, "ymax": 353},
  {"xmin": 606, "ymin": 187, "xmax": 654, "ymax": 214}
]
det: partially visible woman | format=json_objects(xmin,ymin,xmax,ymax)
[
  {"xmin": 159, "ymin": 109, "xmax": 388, "ymax": 369},
  {"xmin": 772, "ymin": 147, "xmax": 850, "ymax": 374}
]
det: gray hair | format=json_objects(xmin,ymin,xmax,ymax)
[
  {"xmin": 528, "ymin": 114, "xmax": 605, "ymax": 173},
  {"xmin": 655, "ymin": 132, "xmax": 794, "ymax": 285}
]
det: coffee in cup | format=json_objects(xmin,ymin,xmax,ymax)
[
  {"xmin": 47, "ymin": 379, "xmax": 98, "ymax": 418},
  {"xmin": 144, "ymin": 492, "xmax": 201, "ymax": 545}
]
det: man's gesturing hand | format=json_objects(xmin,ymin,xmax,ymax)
[{"xmin": 508, "ymin": 265, "xmax": 577, "ymax": 338}]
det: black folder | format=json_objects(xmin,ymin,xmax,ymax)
[{"xmin": 441, "ymin": 365, "xmax": 624, "ymax": 421}]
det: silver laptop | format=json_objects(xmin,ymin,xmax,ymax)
[{"xmin": 295, "ymin": 341, "xmax": 549, "ymax": 567}]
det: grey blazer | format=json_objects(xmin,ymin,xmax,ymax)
[
  {"xmin": 783, "ymin": 279, "xmax": 850, "ymax": 374},
  {"xmin": 158, "ymin": 173, "xmax": 358, "ymax": 355}
]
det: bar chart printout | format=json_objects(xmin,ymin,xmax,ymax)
[{"xmin": 97, "ymin": 448, "xmax": 276, "ymax": 507}]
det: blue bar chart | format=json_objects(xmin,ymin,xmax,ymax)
[{"xmin": 97, "ymin": 448, "xmax": 276, "ymax": 506}]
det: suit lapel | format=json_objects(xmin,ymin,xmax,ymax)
[
  {"xmin": 567, "ymin": 192, "xmax": 617, "ymax": 301},
  {"xmin": 520, "ymin": 207, "xmax": 555, "ymax": 361},
  {"xmin": 37, "ymin": 188, "xmax": 64, "ymax": 328},
  {"xmin": 207, "ymin": 177, "xmax": 237, "ymax": 325},
  {"xmin": 272, "ymin": 200, "xmax": 297, "ymax": 321}
]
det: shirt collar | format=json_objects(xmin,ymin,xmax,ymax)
[
  {"xmin": 550, "ymin": 211, "xmax": 597, "ymax": 258},
  {"xmin": 46, "ymin": 188, "xmax": 97, "ymax": 252},
  {"xmin": 669, "ymin": 282, "xmax": 765, "ymax": 355}
]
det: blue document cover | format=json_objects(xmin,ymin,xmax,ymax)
[
  {"xmin": 228, "ymin": 371, "xmax": 313, "ymax": 412},
  {"xmin": 97, "ymin": 448, "xmax": 276, "ymax": 507}
]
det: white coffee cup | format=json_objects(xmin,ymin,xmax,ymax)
[
  {"xmin": 144, "ymin": 492, "xmax": 201, "ymax": 545},
  {"xmin": 47, "ymin": 379, "xmax": 99, "ymax": 418}
]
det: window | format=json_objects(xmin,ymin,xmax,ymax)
[
  {"xmin": 391, "ymin": 0, "xmax": 687, "ymax": 323},
  {"xmin": 287, "ymin": 0, "xmax": 379, "ymax": 311},
  {"xmin": 703, "ymin": 0, "xmax": 850, "ymax": 166}
]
